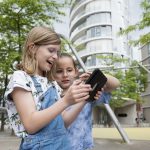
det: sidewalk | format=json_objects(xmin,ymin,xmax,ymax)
[
  {"xmin": 0, "ymin": 128, "xmax": 150, "ymax": 150},
  {"xmin": 92, "ymin": 127, "xmax": 150, "ymax": 150},
  {"xmin": 93, "ymin": 127, "xmax": 150, "ymax": 140},
  {"xmin": 93, "ymin": 138, "xmax": 150, "ymax": 150},
  {"xmin": 0, "ymin": 130, "xmax": 20, "ymax": 150}
]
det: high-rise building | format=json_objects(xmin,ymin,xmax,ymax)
[
  {"xmin": 69, "ymin": 0, "xmax": 133, "ymax": 70},
  {"xmin": 140, "ymin": 43, "xmax": 150, "ymax": 123}
]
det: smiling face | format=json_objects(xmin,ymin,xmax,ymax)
[
  {"xmin": 21, "ymin": 27, "xmax": 61, "ymax": 78},
  {"xmin": 35, "ymin": 44, "xmax": 60, "ymax": 76},
  {"xmin": 54, "ymin": 56, "xmax": 78, "ymax": 90}
]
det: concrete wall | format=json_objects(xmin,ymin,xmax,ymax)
[
  {"xmin": 143, "ymin": 107, "xmax": 150, "ymax": 123},
  {"xmin": 141, "ymin": 43, "xmax": 150, "ymax": 123},
  {"xmin": 115, "ymin": 104, "xmax": 137, "ymax": 125}
]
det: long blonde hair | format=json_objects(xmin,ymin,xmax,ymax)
[{"xmin": 19, "ymin": 26, "xmax": 61, "ymax": 80}]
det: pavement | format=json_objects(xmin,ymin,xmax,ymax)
[
  {"xmin": 0, "ymin": 130, "xmax": 20, "ymax": 150},
  {"xmin": 0, "ymin": 128, "xmax": 150, "ymax": 150},
  {"xmin": 94, "ymin": 138, "xmax": 150, "ymax": 150},
  {"xmin": 93, "ymin": 127, "xmax": 150, "ymax": 140}
]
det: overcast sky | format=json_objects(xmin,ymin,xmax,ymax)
[{"xmin": 54, "ymin": 7, "xmax": 69, "ymax": 38}]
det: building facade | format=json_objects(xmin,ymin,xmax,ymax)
[
  {"xmin": 141, "ymin": 43, "xmax": 150, "ymax": 123},
  {"xmin": 69, "ymin": 0, "xmax": 133, "ymax": 70},
  {"xmin": 69, "ymin": 0, "xmax": 137, "ymax": 126}
]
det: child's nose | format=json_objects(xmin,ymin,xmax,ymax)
[
  {"xmin": 52, "ymin": 53, "xmax": 58, "ymax": 59},
  {"xmin": 63, "ymin": 71, "xmax": 68, "ymax": 76}
]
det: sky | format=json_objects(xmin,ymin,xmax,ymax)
[
  {"xmin": 54, "ymin": 7, "xmax": 70, "ymax": 38},
  {"xmin": 54, "ymin": 0, "xmax": 147, "ymax": 61}
]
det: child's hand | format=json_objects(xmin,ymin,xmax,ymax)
[
  {"xmin": 79, "ymin": 72, "xmax": 91, "ymax": 82},
  {"xmin": 94, "ymin": 90, "xmax": 103, "ymax": 100},
  {"xmin": 63, "ymin": 79, "xmax": 92, "ymax": 106}
]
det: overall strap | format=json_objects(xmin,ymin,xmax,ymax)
[{"xmin": 31, "ymin": 76, "xmax": 43, "ymax": 93}]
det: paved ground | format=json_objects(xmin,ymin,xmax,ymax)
[
  {"xmin": 93, "ymin": 127, "xmax": 150, "ymax": 140},
  {"xmin": 94, "ymin": 139, "xmax": 150, "ymax": 150},
  {"xmin": 1, "ymin": 128, "xmax": 150, "ymax": 150},
  {"xmin": 0, "ymin": 130, "xmax": 20, "ymax": 150}
]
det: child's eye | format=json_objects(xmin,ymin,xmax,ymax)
[
  {"xmin": 48, "ymin": 48, "xmax": 55, "ymax": 53},
  {"xmin": 48, "ymin": 48, "xmax": 60, "ymax": 56},
  {"xmin": 56, "ymin": 70, "xmax": 63, "ymax": 74},
  {"xmin": 67, "ymin": 69, "xmax": 73, "ymax": 72}
]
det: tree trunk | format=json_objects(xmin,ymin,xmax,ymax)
[{"xmin": 0, "ymin": 74, "xmax": 8, "ymax": 131}]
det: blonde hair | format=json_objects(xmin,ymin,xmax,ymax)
[{"xmin": 19, "ymin": 26, "xmax": 61, "ymax": 80}]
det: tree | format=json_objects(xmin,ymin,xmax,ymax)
[
  {"xmin": 110, "ymin": 60, "xmax": 148, "ymax": 108},
  {"xmin": 0, "ymin": 0, "xmax": 66, "ymax": 61},
  {"xmin": 96, "ymin": 55, "xmax": 148, "ymax": 108},
  {"xmin": 0, "ymin": 0, "xmax": 67, "ymax": 84},
  {"xmin": 119, "ymin": 0, "xmax": 150, "ymax": 46},
  {"xmin": 0, "ymin": 0, "xmax": 67, "ymax": 131}
]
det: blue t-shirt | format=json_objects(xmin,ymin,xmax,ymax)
[{"xmin": 67, "ymin": 92, "xmax": 111, "ymax": 150}]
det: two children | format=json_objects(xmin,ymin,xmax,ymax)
[
  {"xmin": 5, "ymin": 26, "xmax": 96, "ymax": 150},
  {"xmin": 5, "ymin": 26, "xmax": 119, "ymax": 150}
]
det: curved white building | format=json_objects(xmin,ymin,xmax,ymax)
[{"xmin": 69, "ymin": 0, "xmax": 132, "ymax": 70}]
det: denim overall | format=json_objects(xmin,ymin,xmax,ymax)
[{"xmin": 19, "ymin": 77, "xmax": 71, "ymax": 150}]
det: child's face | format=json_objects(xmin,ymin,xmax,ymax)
[
  {"xmin": 35, "ymin": 44, "xmax": 60, "ymax": 76},
  {"xmin": 55, "ymin": 57, "xmax": 78, "ymax": 90}
]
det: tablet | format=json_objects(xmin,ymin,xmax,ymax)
[{"xmin": 85, "ymin": 69, "xmax": 107, "ymax": 102}]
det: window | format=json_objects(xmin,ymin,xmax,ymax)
[
  {"xmin": 91, "ymin": 28, "xmax": 96, "ymax": 37},
  {"xmin": 86, "ymin": 26, "xmax": 112, "ymax": 38},
  {"xmin": 118, "ymin": 114, "xmax": 127, "ymax": 117},
  {"xmin": 86, "ymin": 13, "xmax": 111, "ymax": 24},
  {"xmin": 95, "ymin": 27, "xmax": 101, "ymax": 36},
  {"xmin": 86, "ymin": 0, "xmax": 111, "ymax": 12},
  {"xmin": 101, "ymin": 26, "xmax": 111, "ymax": 36},
  {"xmin": 85, "ymin": 55, "xmax": 96, "ymax": 66}
]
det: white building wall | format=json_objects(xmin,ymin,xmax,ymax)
[
  {"xmin": 111, "ymin": 0, "xmax": 129, "ymax": 56},
  {"xmin": 69, "ymin": 0, "xmax": 132, "ymax": 69},
  {"xmin": 143, "ymin": 108, "xmax": 150, "ymax": 123},
  {"xmin": 115, "ymin": 104, "xmax": 137, "ymax": 125}
]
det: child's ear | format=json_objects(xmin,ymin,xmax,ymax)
[{"xmin": 28, "ymin": 43, "xmax": 36, "ymax": 54}]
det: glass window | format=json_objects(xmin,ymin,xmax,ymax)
[
  {"xmin": 86, "ymin": 0, "xmax": 110, "ymax": 12},
  {"xmin": 101, "ymin": 26, "xmax": 111, "ymax": 36},
  {"xmin": 95, "ymin": 27, "xmax": 101, "ymax": 36},
  {"xmin": 85, "ymin": 55, "xmax": 96, "ymax": 66},
  {"xmin": 91, "ymin": 27, "xmax": 95, "ymax": 37},
  {"xmin": 87, "ymin": 29, "xmax": 91, "ymax": 38},
  {"xmin": 91, "ymin": 55, "xmax": 96, "ymax": 66},
  {"xmin": 86, "ymin": 26, "xmax": 111, "ymax": 38},
  {"xmin": 86, "ymin": 13, "xmax": 111, "ymax": 24}
]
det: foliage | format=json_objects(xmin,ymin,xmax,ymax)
[
  {"xmin": 118, "ymin": 0, "xmax": 150, "ymax": 46},
  {"xmin": 96, "ymin": 55, "xmax": 148, "ymax": 108},
  {"xmin": 96, "ymin": 54, "xmax": 128, "ymax": 66},
  {"xmin": 111, "ymin": 60, "xmax": 148, "ymax": 108},
  {"xmin": 109, "ymin": 70, "xmax": 126, "ymax": 108},
  {"xmin": 0, "ymin": 0, "xmax": 68, "ymax": 130},
  {"xmin": 125, "ymin": 61, "xmax": 148, "ymax": 101},
  {"xmin": 0, "ymin": 0, "xmax": 66, "ymax": 79}
]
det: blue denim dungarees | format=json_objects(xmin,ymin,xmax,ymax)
[{"xmin": 19, "ymin": 77, "xmax": 71, "ymax": 150}]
